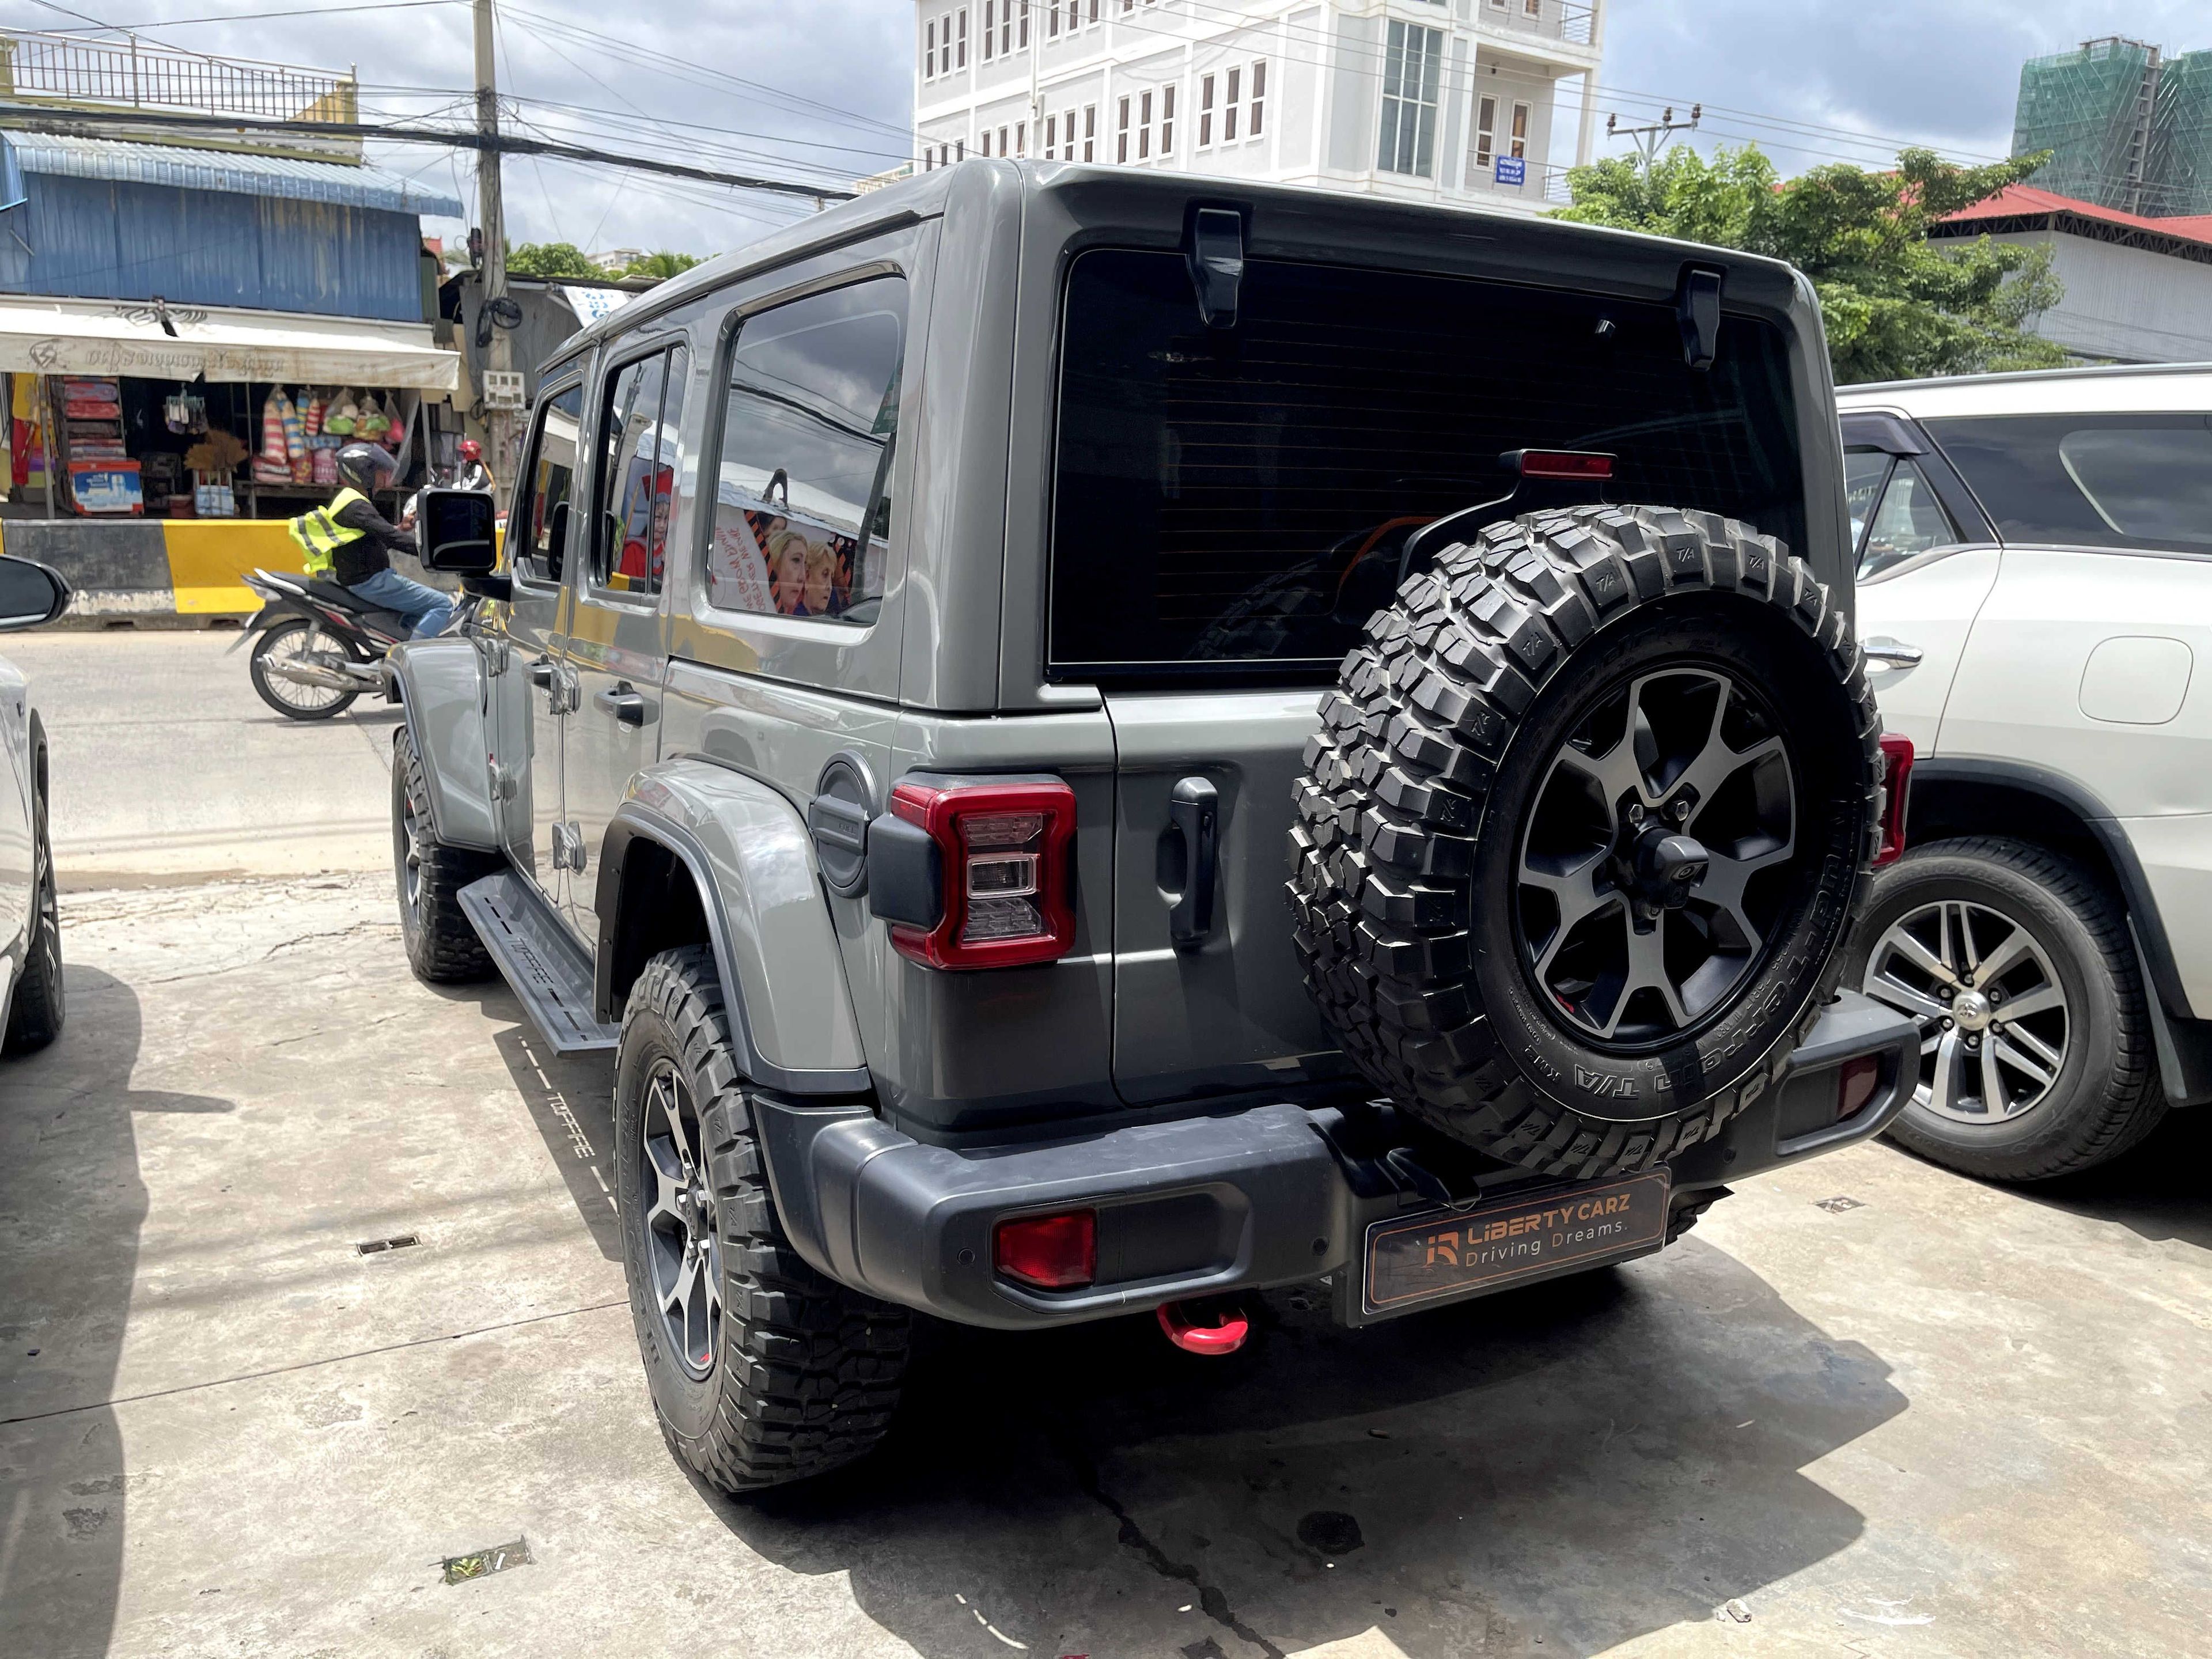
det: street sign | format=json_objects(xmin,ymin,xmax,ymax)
[{"xmin": 1495, "ymin": 156, "xmax": 1527, "ymax": 187}]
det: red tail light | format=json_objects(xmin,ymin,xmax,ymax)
[
  {"xmin": 887, "ymin": 778, "xmax": 1077, "ymax": 969},
  {"xmin": 1876, "ymin": 733, "xmax": 1914, "ymax": 868},
  {"xmin": 1837, "ymin": 1054, "xmax": 1881, "ymax": 1122},
  {"xmin": 994, "ymin": 1208, "xmax": 1096, "ymax": 1290},
  {"xmin": 1513, "ymin": 449, "xmax": 1615, "ymax": 480}
]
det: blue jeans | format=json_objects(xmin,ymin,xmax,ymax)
[{"xmin": 347, "ymin": 568, "xmax": 453, "ymax": 640}]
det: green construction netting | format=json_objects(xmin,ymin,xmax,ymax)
[{"xmin": 2012, "ymin": 39, "xmax": 2212, "ymax": 218}]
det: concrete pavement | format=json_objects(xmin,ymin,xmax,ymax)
[{"xmin": 2, "ymin": 632, "xmax": 2209, "ymax": 1658}]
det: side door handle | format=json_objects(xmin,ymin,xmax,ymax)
[
  {"xmin": 1168, "ymin": 776, "xmax": 1219, "ymax": 949},
  {"xmin": 1864, "ymin": 637, "xmax": 1925, "ymax": 668},
  {"xmin": 529, "ymin": 656, "xmax": 557, "ymax": 689},
  {"xmin": 594, "ymin": 684, "xmax": 652, "ymax": 727}
]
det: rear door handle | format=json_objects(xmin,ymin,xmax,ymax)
[
  {"xmin": 1168, "ymin": 777, "xmax": 1219, "ymax": 949},
  {"xmin": 529, "ymin": 657, "xmax": 557, "ymax": 689},
  {"xmin": 594, "ymin": 685, "xmax": 650, "ymax": 726},
  {"xmin": 1864, "ymin": 637, "xmax": 1924, "ymax": 667}
]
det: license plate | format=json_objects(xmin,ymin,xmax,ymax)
[{"xmin": 1361, "ymin": 1171, "xmax": 1672, "ymax": 1317}]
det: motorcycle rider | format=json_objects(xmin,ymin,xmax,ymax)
[
  {"xmin": 453, "ymin": 438, "xmax": 494, "ymax": 493},
  {"xmin": 288, "ymin": 443, "xmax": 453, "ymax": 639}
]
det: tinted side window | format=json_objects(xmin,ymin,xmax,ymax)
[
  {"xmin": 1858, "ymin": 458, "xmax": 1961, "ymax": 577},
  {"xmin": 516, "ymin": 382, "xmax": 584, "ymax": 586},
  {"xmin": 1050, "ymin": 251, "xmax": 1806, "ymax": 679},
  {"xmin": 590, "ymin": 346, "xmax": 688, "ymax": 597},
  {"xmin": 704, "ymin": 277, "xmax": 907, "ymax": 625},
  {"xmin": 1926, "ymin": 413, "xmax": 2212, "ymax": 555}
]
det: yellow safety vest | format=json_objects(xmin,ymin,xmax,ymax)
[{"xmin": 288, "ymin": 486, "xmax": 370, "ymax": 579}]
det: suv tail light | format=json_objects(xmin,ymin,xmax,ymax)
[
  {"xmin": 994, "ymin": 1208, "xmax": 1095, "ymax": 1289},
  {"xmin": 880, "ymin": 778, "xmax": 1077, "ymax": 969},
  {"xmin": 1876, "ymin": 734, "xmax": 1914, "ymax": 868}
]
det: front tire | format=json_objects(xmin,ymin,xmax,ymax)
[
  {"xmin": 4, "ymin": 767, "xmax": 63, "ymax": 1055},
  {"xmin": 392, "ymin": 726, "xmax": 498, "ymax": 983},
  {"xmin": 616, "ymin": 946, "xmax": 909, "ymax": 1492},
  {"xmin": 1846, "ymin": 837, "xmax": 2164, "ymax": 1181},
  {"xmin": 250, "ymin": 618, "xmax": 362, "ymax": 721}
]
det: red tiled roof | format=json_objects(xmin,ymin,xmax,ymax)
[{"xmin": 1942, "ymin": 183, "xmax": 2212, "ymax": 248}]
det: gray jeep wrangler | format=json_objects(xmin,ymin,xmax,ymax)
[{"xmin": 391, "ymin": 161, "xmax": 1918, "ymax": 1494}]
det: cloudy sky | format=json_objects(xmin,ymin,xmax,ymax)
[{"xmin": 6, "ymin": 0, "xmax": 2207, "ymax": 260}]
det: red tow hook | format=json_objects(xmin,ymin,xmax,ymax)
[{"xmin": 1156, "ymin": 1297, "xmax": 1250, "ymax": 1356}]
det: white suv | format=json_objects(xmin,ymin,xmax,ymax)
[{"xmin": 1841, "ymin": 364, "xmax": 2212, "ymax": 1181}]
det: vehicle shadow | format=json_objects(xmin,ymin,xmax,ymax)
[
  {"xmin": 704, "ymin": 1241, "xmax": 1904, "ymax": 1658},
  {"xmin": 0, "ymin": 967, "xmax": 233, "ymax": 1659},
  {"xmin": 2010, "ymin": 1105, "xmax": 2212, "ymax": 1251},
  {"xmin": 418, "ymin": 977, "xmax": 621, "ymax": 1262}
]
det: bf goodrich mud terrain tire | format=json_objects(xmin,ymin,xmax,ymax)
[
  {"xmin": 392, "ymin": 725, "xmax": 499, "ymax": 983},
  {"xmin": 618, "ymin": 947, "xmax": 909, "ymax": 1492},
  {"xmin": 1290, "ymin": 505, "xmax": 1883, "ymax": 1181},
  {"xmin": 1844, "ymin": 836, "xmax": 2165, "ymax": 1182}
]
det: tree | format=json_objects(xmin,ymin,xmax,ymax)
[
  {"xmin": 1554, "ymin": 146, "xmax": 2069, "ymax": 384},
  {"xmin": 619, "ymin": 250, "xmax": 703, "ymax": 281},
  {"xmin": 506, "ymin": 240, "xmax": 598, "ymax": 279}
]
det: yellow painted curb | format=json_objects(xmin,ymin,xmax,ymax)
[{"xmin": 160, "ymin": 521, "xmax": 302, "ymax": 614}]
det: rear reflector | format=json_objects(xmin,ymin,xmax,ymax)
[
  {"xmin": 1875, "ymin": 733, "xmax": 1915, "ymax": 868},
  {"xmin": 994, "ymin": 1209, "xmax": 1096, "ymax": 1290},
  {"xmin": 887, "ymin": 778, "xmax": 1077, "ymax": 969},
  {"xmin": 1837, "ymin": 1054, "xmax": 1882, "ymax": 1122},
  {"xmin": 1512, "ymin": 449, "xmax": 1616, "ymax": 480}
]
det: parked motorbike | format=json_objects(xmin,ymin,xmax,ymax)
[{"xmin": 230, "ymin": 569, "xmax": 486, "ymax": 721}]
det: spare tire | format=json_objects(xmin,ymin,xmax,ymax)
[{"xmin": 1289, "ymin": 504, "xmax": 1882, "ymax": 1180}]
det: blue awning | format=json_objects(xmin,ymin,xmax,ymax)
[{"xmin": 0, "ymin": 130, "xmax": 463, "ymax": 217}]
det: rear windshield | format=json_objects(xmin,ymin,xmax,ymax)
[
  {"xmin": 1048, "ymin": 250, "xmax": 1806, "ymax": 681},
  {"xmin": 1925, "ymin": 413, "xmax": 2212, "ymax": 556}
]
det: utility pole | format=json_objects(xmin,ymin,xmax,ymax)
[
  {"xmin": 474, "ymin": 0, "xmax": 513, "ymax": 510},
  {"xmin": 1607, "ymin": 104, "xmax": 1700, "ymax": 176}
]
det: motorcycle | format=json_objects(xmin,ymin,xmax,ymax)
[{"xmin": 230, "ymin": 569, "xmax": 491, "ymax": 721}]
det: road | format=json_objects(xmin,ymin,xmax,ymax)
[{"xmin": 2, "ymin": 631, "xmax": 2210, "ymax": 1658}]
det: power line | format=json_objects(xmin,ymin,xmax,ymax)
[
  {"xmin": 0, "ymin": 99, "xmax": 857, "ymax": 199},
  {"xmin": 26, "ymin": 0, "xmax": 457, "ymax": 28}
]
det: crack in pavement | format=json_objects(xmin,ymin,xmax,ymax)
[
  {"xmin": 1047, "ymin": 1425, "xmax": 1285, "ymax": 1658},
  {"xmin": 137, "ymin": 918, "xmax": 400, "ymax": 985}
]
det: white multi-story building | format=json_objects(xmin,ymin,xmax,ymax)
[{"xmin": 911, "ymin": 0, "xmax": 1606, "ymax": 214}]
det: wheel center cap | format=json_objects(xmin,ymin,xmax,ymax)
[
  {"xmin": 1628, "ymin": 825, "xmax": 1710, "ymax": 909},
  {"xmin": 1952, "ymin": 990, "xmax": 1993, "ymax": 1032}
]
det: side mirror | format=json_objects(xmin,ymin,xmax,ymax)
[
  {"xmin": 418, "ymin": 487, "xmax": 499, "ymax": 575},
  {"xmin": 0, "ymin": 555, "xmax": 72, "ymax": 632}
]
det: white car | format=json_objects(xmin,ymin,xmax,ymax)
[
  {"xmin": 0, "ymin": 554, "xmax": 70, "ymax": 1056},
  {"xmin": 1840, "ymin": 363, "xmax": 2212, "ymax": 1181}
]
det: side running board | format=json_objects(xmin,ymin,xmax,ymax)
[{"xmin": 456, "ymin": 870, "xmax": 619, "ymax": 1055}]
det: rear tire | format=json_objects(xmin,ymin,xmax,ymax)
[
  {"xmin": 1844, "ymin": 837, "xmax": 2164, "ymax": 1181},
  {"xmin": 617, "ymin": 946, "xmax": 909, "ymax": 1492},
  {"xmin": 392, "ymin": 726, "xmax": 498, "ymax": 983},
  {"xmin": 4, "ymin": 766, "xmax": 63, "ymax": 1055},
  {"xmin": 1290, "ymin": 505, "xmax": 1881, "ymax": 1180},
  {"xmin": 251, "ymin": 618, "xmax": 362, "ymax": 721}
]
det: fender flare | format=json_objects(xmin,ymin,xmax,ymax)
[
  {"xmin": 384, "ymin": 637, "xmax": 502, "ymax": 851},
  {"xmin": 596, "ymin": 767, "xmax": 872, "ymax": 1097},
  {"xmin": 1907, "ymin": 757, "xmax": 2193, "ymax": 1022}
]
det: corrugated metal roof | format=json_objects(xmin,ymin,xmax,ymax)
[
  {"xmin": 1942, "ymin": 183, "xmax": 2212, "ymax": 251},
  {"xmin": 0, "ymin": 130, "xmax": 462, "ymax": 217}
]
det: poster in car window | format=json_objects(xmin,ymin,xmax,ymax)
[
  {"xmin": 612, "ymin": 435, "xmax": 674, "ymax": 589},
  {"xmin": 706, "ymin": 483, "xmax": 862, "ymax": 619}
]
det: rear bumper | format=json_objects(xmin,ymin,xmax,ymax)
[{"xmin": 757, "ymin": 990, "xmax": 1919, "ymax": 1330}]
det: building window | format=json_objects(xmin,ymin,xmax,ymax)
[
  {"xmin": 1199, "ymin": 74, "xmax": 1214, "ymax": 146},
  {"xmin": 1050, "ymin": 2, "xmax": 1059, "ymax": 37},
  {"xmin": 925, "ymin": 18, "xmax": 936, "ymax": 78},
  {"xmin": 940, "ymin": 142, "xmax": 952, "ymax": 167},
  {"xmin": 1139, "ymin": 90, "xmax": 1152, "ymax": 160},
  {"xmin": 1488, "ymin": 0, "xmax": 1505, "ymax": 9},
  {"xmin": 1118, "ymin": 95, "xmax": 1131, "ymax": 162},
  {"xmin": 1510, "ymin": 100, "xmax": 1531, "ymax": 161},
  {"xmin": 1017, "ymin": 120, "xmax": 1027, "ymax": 155},
  {"xmin": 1019, "ymin": 0, "xmax": 1029, "ymax": 48},
  {"xmin": 1524, "ymin": 0, "xmax": 1541, "ymax": 14},
  {"xmin": 1249, "ymin": 60, "xmax": 1266, "ymax": 138},
  {"xmin": 1001, "ymin": 125, "xmax": 1011, "ymax": 155},
  {"xmin": 1046, "ymin": 113, "xmax": 1057, "ymax": 157},
  {"xmin": 1084, "ymin": 103, "xmax": 1096, "ymax": 161},
  {"xmin": 957, "ymin": 138, "xmax": 965, "ymax": 158},
  {"xmin": 1002, "ymin": 2, "xmax": 1013, "ymax": 54},
  {"xmin": 957, "ymin": 7, "xmax": 968, "ymax": 67},
  {"xmin": 1377, "ymin": 21, "xmax": 1443, "ymax": 176},
  {"xmin": 1474, "ymin": 94, "xmax": 1497, "ymax": 168},
  {"xmin": 1161, "ymin": 84, "xmax": 1175, "ymax": 154},
  {"xmin": 983, "ymin": 0, "xmax": 994, "ymax": 60},
  {"xmin": 1225, "ymin": 65, "xmax": 1240, "ymax": 142},
  {"xmin": 980, "ymin": 129, "xmax": 991, "ymax": 156}
]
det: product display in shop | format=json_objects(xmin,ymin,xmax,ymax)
[
  {"xmin": 256, "ymin": 384, "xmax": 404, "ymax": 487},
  {"xmin": 62, "ymin": 376, "xmax": 141, "ymax": 515}
]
